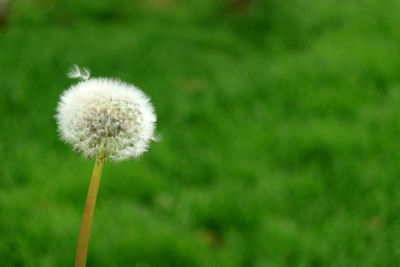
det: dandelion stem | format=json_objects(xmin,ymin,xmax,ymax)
[{"xmin": 75, "ymin": 152, "xmax": 106, "ymax": 267}]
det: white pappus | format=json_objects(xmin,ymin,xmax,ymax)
[{"xmin": 56, "ymin": 65, "xmax": 157, "ymax": 161}]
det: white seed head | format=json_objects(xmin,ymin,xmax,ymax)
[{"xmin": 56, "ymin": 67, "xmax": 157, "ymax": 161}]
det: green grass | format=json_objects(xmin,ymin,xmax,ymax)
[{"xmin": 1, "ymin": 0, "xmax": 400, "ymax": 266}]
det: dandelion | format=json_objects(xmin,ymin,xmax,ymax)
[{"xmin": 55, "ymin": 65, "xmax": 156, "ymax": 267}]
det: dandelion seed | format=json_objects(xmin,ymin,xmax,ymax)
[{"xmin": 67, "ymin": 64, "xmax": 91, "ymax": 80}]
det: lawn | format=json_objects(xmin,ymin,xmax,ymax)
[{"xmin": 1, "ymin": 0, "xmax": 400, "ymax": 266}]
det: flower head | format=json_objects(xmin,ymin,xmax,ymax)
[{"xmin": 56, "ymin": 66, "xmax": 156, "ymax": 161}]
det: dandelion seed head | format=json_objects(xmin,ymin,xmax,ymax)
[{"xmin": 56, "ymin": 68, "xmax": 156, "ymax": 161}]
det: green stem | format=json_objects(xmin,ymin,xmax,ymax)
[{"xmin": 75, "ymin": 152, "xmax": 106, "ymax": 267}]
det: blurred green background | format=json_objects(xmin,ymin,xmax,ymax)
[{"xmin": 1, "ymin": 0, "xmax": 400, "ymax": 266}]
